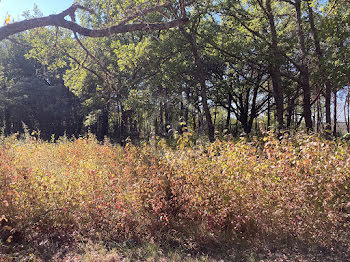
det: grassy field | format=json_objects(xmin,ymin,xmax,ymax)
[{"xmin": 0, "ymin": 133, "xmax": 349, "ymax": 261}]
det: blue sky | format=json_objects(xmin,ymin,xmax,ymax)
[{"xmin": 0, "ymin": 0, "xmax": 74, "ymax": 22}]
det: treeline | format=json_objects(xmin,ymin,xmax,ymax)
[{"xmin": 0, "ymin": 0, "xmax": 349, "ymax": 142}]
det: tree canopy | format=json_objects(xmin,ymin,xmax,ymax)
[{"xmin": 0, "ymin": 0, "xmax": 349, "ymax": 141}]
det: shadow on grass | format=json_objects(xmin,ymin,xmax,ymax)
[{"xmin": 1, "ymin": 230, "xmax": 349, "ymax": 262}]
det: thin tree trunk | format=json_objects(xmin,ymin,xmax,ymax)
[
  {"xmin": 184, "ymin": 105, "xmax": 189, "ymax": 124},
  {"xmin": 333, "ymin": 89, "xmax": 337, "ymax": 136},
  {"xmin": 348, "ymin": 83, "xmax": 350, "ymax": 131},
  {"xmin": 325, "ymin": 82, "xmax": 332, "ymax": 132},
  {"xmin": 184, "ymin": 87, "xmax": 190, "ymax": 124},
  {"xmin": 195, "ymin": 98, "xmax": 202, "ymax": 136},
  {"xmin": 317, "ymin": 95, "xmax": 322, "ymax": 132},
  {"xmin": 100, "ymin": 105, "xmax": 109, "ymax": 139},
  {"xmin": 307, "ymin": 1, "xmax": 331, "ymax": 132},
  {"xmin": 165, "ymin": 98, "xmax": 170, "ymax": 129},
  {"xmin": 154, "ymin": 117, "xmax": 159, "ymax": 136},
  {"xmin": 344, "ymin": 90, "xmax": 349, "ymax": 133},
  {"xmin": 4, "ymin": 108, "xmax": 11, "ymax": 136},
  {"xmin": 226, "ymin": 93, "xmax": 232, "ymax": 130},
  {"xmin": 295, "ymin": 0, "xmax": 313, "ymax": 131},
  {"xmin": 192, "ymin": 111, "xmax": 197, "ymax": 132},
  {"xmin": 182, "ymin": 29, "xmax": 215, "ymax": 141},
  {"xmin": 347, "ymin": 91, "xmax": 350, "ymax": 133},
  {"xmin": 266, "ymin": 0, "xmax": 284, "ymax": 130},
  {"xmin": 214, "ymin": 105, "xmax": 218, "ymax": 127},
  {"xmin": 267, "ymin": 81, "xmax": 271, "ymax": 129},
  {"xmin": 313, "ymin": 104, "xmax": 316, "ymax": 130},
  {"xmin": 199, "ymin": 70, "xmax": 215, "ymax": 141},
  {"xmin": 159, "ymin": 102, "xmax": 163, "ymax": 135},
  {"xmin": 120, "ymin": 106, "xmax": 128, "ymax": 140},
  {"xmin": 247, "ymin": 84, "xmax": 259, "ymax": 133}
]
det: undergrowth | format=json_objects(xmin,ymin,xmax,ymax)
[{"xmin": 0, "ymin": 132, "xmax": 349, "ymax": 260}]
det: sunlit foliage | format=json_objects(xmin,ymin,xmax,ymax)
[{"xmin": 0, "ymin": 133, "xmax": 349, "ymax": 250}]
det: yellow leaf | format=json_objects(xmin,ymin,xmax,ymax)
[
  {"xmin": 5, "ymin": 15, "xmax": 10, "ymax": 25},
  {"xmin": 7, "ymin": 235, "xmax": 13, "ymax": 243}
]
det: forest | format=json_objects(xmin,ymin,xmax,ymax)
[
  {"xmin": 0, "ymin": 0, "xmax": 349, "ymax": 261},
  {"xmin": 0, "ymin": 0, "xmax": 348, "ymax": 141}
]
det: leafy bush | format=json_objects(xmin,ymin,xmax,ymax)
[{"xmin": 0, "ymin": 133, "xmax": 349, "ymax": 251}]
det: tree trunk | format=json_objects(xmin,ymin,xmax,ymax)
[
  {"xmin": 317, "ymin": 96, "xmax": 322, "ymax": 132},
  {"xmin": 159, "ymin": 101, "xmax": 164, "ymax": 135},
  {"xmin": 226, "ymin": 93, "xmax": 232, "ymax": 130},
  {"xmin": 247, "ymin": 84, "xmax": 259, "ymax": 133},
  {"xmin": 195, "ymin": 99, "xmax": 203, "ymax": 136},
  {"xmin": 286, "ymin": 96, "xmax": 294, "ymax": 128},
  {"xmin": 266, "ymin": 0, "xmax": 284, "ymax": 130},
  {"xmin": 325, "ymin": 81, "xmax": 332, "ymax": 132},
  {"xmin": 214, "ymin": 105, "xmax": 218, "ymax": 127},
  {"xmin": 199, "ymin": 71, "xmax": 215, "ymax": 141},
  {"xmin": 165, "ymin": 99, "xmax": 170, "ymax": 129},
  {"xmin": 267, "ymin": 81, "xmax": 271, "ymax": 129},
  {"xmin": 98, "ymin": 105, "xmax": 109, "ymax": 140},
  {"xmin": 4, "ymin": 108, "xmax": 11, "ymax": 136},
  {"xmin": 184, "ymin": 87, "xmax": 191, "ymax": 124},
  {"xmin": 154, "ymin": 117, "xmax": 159, "ymax": 136},
  {"xmin": 333, "ymin": 89, "xmax": 337, "ymax": 136},
  {"xmin": 192, "ymin": 111, "xmax": 197, "ymax": 131},
  {"xmin": 344, "ymin": 90, "xmax": 349, "ymax": 133},
  {"xmin": 182, "ymin": 29, "xmax": 215, "ymax": 142},
  {"xmin": 295, "ymin": 0, "xmax": 313, "ymax": 131},
  {"xmin": 240, "ymin": 114, "xmax": 250, "ymax": 134},
  {"xmin": 307, "ymin": 1, "xmax": 331, "ymax": 132},
  {"xmin": 345, "ymin": 86, "xmax": 350, "ymax": 133},
  {"xmin": 184, "ymin": 105, "xmax": 189, "ymax": 124},
  {"xmin": 120, "ymin": 107, "xmax": 127, "ymax": 140}
]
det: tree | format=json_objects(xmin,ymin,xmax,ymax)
[
  {"xmin": 2, "ymin": 0, "xmax": 348, "ymax": 141},
  {"xmin": 219, "ymin": 0, "xmax": 287, "ymax": 130},
  {"xmin": 0, "ymin": 34, "xmax": 83, "ymax": 139},
  {"xmin": 6, "ymin": 0, "xmax": 191, "ymax": 141}
]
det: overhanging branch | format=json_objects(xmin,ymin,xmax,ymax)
[{"xmin": 0, "ymin": 2, "xmax": 189, "ymax": 41}]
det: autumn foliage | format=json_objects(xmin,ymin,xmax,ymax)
[{"xmin": 0, "ymin": 133, "xmax": 349, "ymax": 250}]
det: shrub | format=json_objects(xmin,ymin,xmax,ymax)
[{"xmin": 0, "ymin": 133, "xmax": 349, "ymax": 250}]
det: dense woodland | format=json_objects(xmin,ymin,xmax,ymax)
[{"xmin": 0, "ymin": 0, "xmax": 349, "ymax": 142}]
